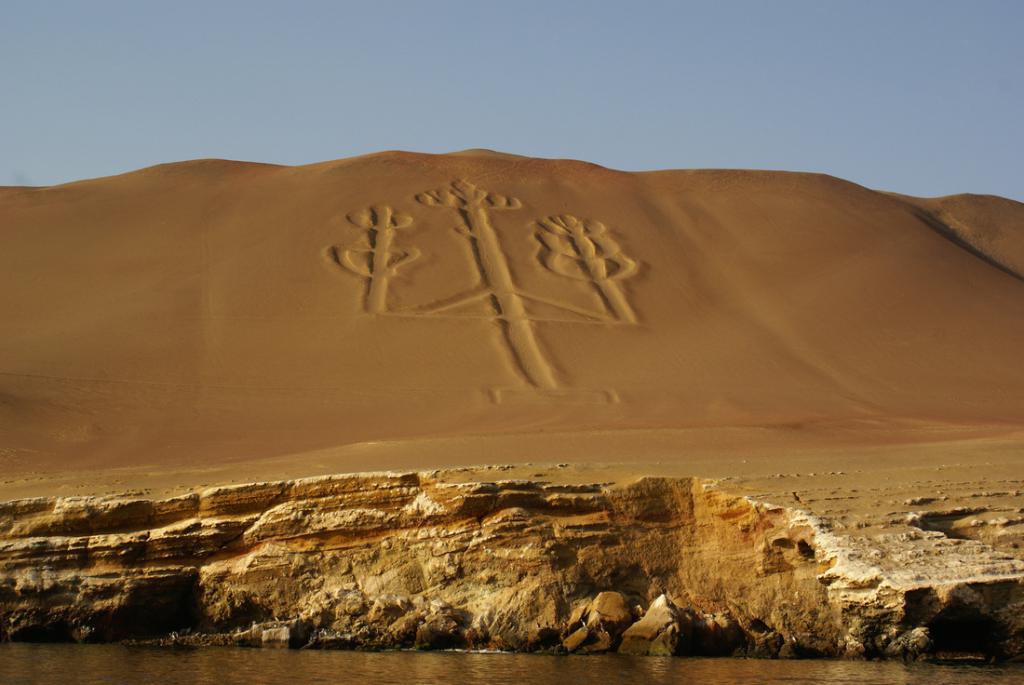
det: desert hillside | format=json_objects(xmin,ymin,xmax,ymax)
[{"xmin": 1, "ymin": 150, "xmax": 1023, "ymax": 488}]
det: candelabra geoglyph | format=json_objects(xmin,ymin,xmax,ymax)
[{"xmin": 326, "ymin": 180, "xmax": 640, "ymax": 402}]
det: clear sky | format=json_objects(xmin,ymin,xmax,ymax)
[{"xmin": 2, "ymin": 1, "xmax": 1022, "ymax": 199}]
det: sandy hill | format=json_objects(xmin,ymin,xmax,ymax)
[{"xmin": 1, "ymin": 150, "xmax": 1023, "ymax": 491}]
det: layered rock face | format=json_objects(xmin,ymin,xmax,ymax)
[{"xmin": 1, "ymin": 471, "xmax": 1022, "ymax": 660}]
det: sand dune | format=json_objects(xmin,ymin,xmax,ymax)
[{"xmin": 1, "ymin": 150, "xmax": 1022, "ymax": 489}]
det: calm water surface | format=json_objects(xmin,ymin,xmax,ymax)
[{"xmin": 1, "ymin": 644, "xmax": 1022, "ymax": 685}]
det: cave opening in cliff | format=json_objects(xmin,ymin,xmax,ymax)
[
  {"xmin": 8, "ymin": 622, "xmax": 74, "ymax": 643},
  {"xmin": 927, "ymin": 612, "xmax": 997, "ymax": 656}
]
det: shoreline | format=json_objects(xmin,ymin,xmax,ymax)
[{"xmin": 2, "ymin": 467, "xmax": 1022, "ymax": 661}]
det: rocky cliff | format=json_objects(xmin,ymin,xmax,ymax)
[{"xmin": 1, "ymin": 470, "xmax": 1022, "ymax": 660}]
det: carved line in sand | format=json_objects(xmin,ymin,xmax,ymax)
[
  {"xmin": 327, "ymin": 180, "xmax": 640, "ymax": 403},
  {"xmin": 327, "ymin": 205, "xmax": 420, "ymax": 314},
  {"xmin": 535, "ymin": 214, "xmax": 638, "ymax": 325}
]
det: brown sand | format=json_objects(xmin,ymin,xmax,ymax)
[{"xmin": 1, "ymin": 150, "xmax": 1022, "ymax": 531}]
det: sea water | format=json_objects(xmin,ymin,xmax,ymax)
[{"xmin": 1, "ymin": 644, "xmax": 1023, "ymax": 685}]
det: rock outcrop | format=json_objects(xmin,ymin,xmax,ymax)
[
  {"xmin": 1, "ymin": 470, "xmax": 1022, "ymax": 660},
  {"xmin": 561, "ymin": 591, "xmax": 636, "ymax": 654},
  {"xmin": 617, "ymin": 594, "xmax": 687, "ymax": 656}
]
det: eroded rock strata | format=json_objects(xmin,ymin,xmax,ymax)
[{"xmin": 1, "ymin": 471, "xmax": 1022, "ymax": 660}]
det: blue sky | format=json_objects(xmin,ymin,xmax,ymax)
[{"xmin": 2, "ymin": 1, "xmax": 1022, "ymax": 199}]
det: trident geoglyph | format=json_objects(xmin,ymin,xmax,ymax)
[{"xmin": 327, "ymin": 180, "xmax": 639, "ymax": 400}]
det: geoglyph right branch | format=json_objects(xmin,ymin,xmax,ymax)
[{"xmin": 536, "ymin": 214, "xmax": 638, "ymax": 323}]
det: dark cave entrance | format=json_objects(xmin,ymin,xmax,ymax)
[{"xmin": 928, "ymin": 613, "xmax": 998, "ymax": 656}]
